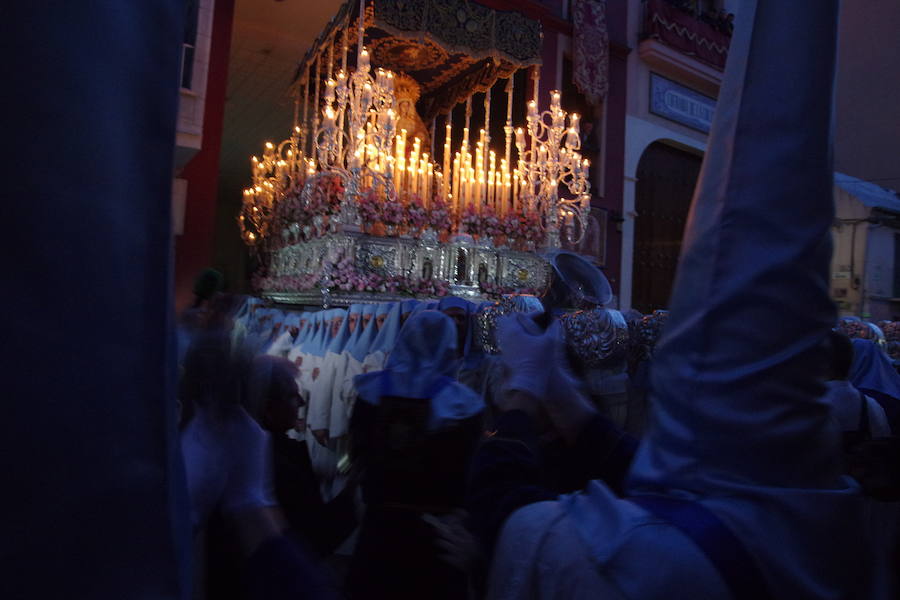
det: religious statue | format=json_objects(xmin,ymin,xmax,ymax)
[{"xmin": 393, "ymin": 72, "xmax": 430, "ymax": 151}]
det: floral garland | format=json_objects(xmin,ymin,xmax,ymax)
[
  {"xmin": 405, "ymin": 195, "xmax": 428, "ymax": 232},
  {"xmin": 381, "ymin": 198, "xmax": 406, "ymax": 227},
  {"xmin": 357, "ymin": 189, "xmax": 383, "ymax": 224},
  {"xmin": 267, "ymin": 178, "xmax": 545, "ymax": 246},
  {"xmin": 460, "ymin": 203, "xmax": 482, "ymax": 236},
  {"xmin": 256, "ymin": 267, "xmax": 537, "ymax": 300},
  {"xmin": 308, "ymin": 175, "xmax": 343, "ymax": 215},
  {"xmin": 521, "ymin": 212, "xmax": 545, "ymax": 245},
  {"xmin": 428, "ymin": 198, "xmax": 452, "ymax": 233},
  {"xmin": 481, "ymin": 205, "xmax": 503, "ymax": 238},
  {"xmin": 356, "ymin": 190, "xmax": 454, "ymax": 238},
  {"xmin": 269, "ymin": 174, "xmax": 344, "ymax": 248},
  {"xmin": 253, "ymin": 249, "xmax": 452, "ymax": 298},
  {"xmin": 478, "ymin": 280, "xmax": 540, "ymax": 300}
]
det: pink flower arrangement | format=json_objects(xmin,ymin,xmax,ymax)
[
  {"xmin": 311, "ymin": 173, "xmax": 344, "ymax": 215},
  {"xmin": 330, "ymin": 255, "xmax": 383, "ymax": 291},
  {"xmin": 253, "ymin": 248, "xmax": 452, "ymax": 298},
  {"xmin": 479, "ymin": 281, "xmax": 540, "ymax": 299},
  {"xmin": 357, "ymin": 189, "xmax": 382, "ymax": 224},
  {"xmin": 521, "ymin": 213, "xmax": 545, "ymax": 244},
  {"xmin": 405, "ymin": 195, "xmax": 428, "ymax": 232},
  {"xmin": 427, "ymin": 198, "xmax": 452, "ymax": 233},
  {"xmin": 381, "ymin": 198, "xmax": 406, "ymax": 227},
  {"xmin": 502, "ymin": 213, "xmax": 523, "ymax": 238},
  {"xmin": 263, "ymin": 174, "xmax": 346, "ymax": 247},
  {"xmin": 461, "ymin": 203, "xmax": 481, "ymax": 236},
  {"xmin": 481, "ymin": 205, "xmax": 503, "ymax": 238}
]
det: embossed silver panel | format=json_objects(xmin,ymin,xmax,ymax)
[{"xmin": 260, "ymin": 232, "xmax": 551, "ymax": 305}]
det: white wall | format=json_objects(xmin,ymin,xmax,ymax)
[
  {"xmin": 176, "ymin": 0, "xmax": 216, "ymax": 167},
  {"xmin": 864, "ymin": 224, "xmax": 896, "ymax": 320},
  {"xmin": 831, "ymin": 187, "xmax": 869, "ymax": 316}
]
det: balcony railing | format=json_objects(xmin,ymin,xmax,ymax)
[{"xmin": 640, "ymin": 0, "xmax": 732, "ymax": 70}]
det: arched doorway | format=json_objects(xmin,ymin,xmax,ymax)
[{"xmin": 632, "ymin": 141, "xmax": 703, "ymax": 313}]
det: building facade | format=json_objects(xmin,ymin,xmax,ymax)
[
  {"xmin": 531, "ymin": 0, "xmax": 735, "ymax": 310},
  {"xmin": 617, "ymin": 0, "xmax": 737, "ymax": 311},
  {"xmin": 832, "ymin": 174, "xmax": 900, "ymax": 321},
  {"xmin": 173, "ymin": 0, "xmax": 237, "ymax": 310}
]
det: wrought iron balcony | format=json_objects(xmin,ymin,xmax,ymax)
[{"xmin": 640, "ymin": 0, "xmax": 732, "ymax": 70}]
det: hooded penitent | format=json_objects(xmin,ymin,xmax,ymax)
[
  {"xmin": 285, "ymin": 312, "xmax": 321, "ymax": 432},
  {"xmin": 329, "ymin": 304, "xmax": 380, "ymax": 440},
  {"xmin": 248, "ymin": 308, "xmax": 284, "ymax": 354},
  {"xmin": 265, "ymin": 311, "xmax": 301, "ymax": 358},
  {"xmin": 230, "ymin": 296, "xmax": 264, "ymax": 352},
  {"xmin": 489, "ymin": 2, "xmax": 885, "ymax": 599},
  {"xmin": 542, "ymin": 250, "xmax": 612, "ymax": 313},
  {"xmin": 363, "ymin": 302, "xmax": 403, "ymax": 372},
  {"xmin": 623, "ymin": 0, "xmax": 875, "ymax": 595},
  {"xmin": 307, "ymin": 307, "xmax": 356, "ymax": 436},
  {"xmin": 355, "ymin": 311, "xmax": 484, "ymax": 432},
  {"xmin": 307, "ymin": 306, "xmax": 361, "ymax": 493},
  {"xmin": 849, "ymin": 338, "xmax": 900, "ymax": 431},
  {"xmin": 438, "ymin": 296, "xmax": 487, "ymax": 391},
  {"xmin": 399, "ymin": 299, "xmax": 421, "ymax": 319}
]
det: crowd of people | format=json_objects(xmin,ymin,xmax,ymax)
[
  {"xmin": 176, "ymin": 278, "xmax": 900, "ymax": 599},
  {"xmin": 172, "ymin": 2, "xmax": 900, "ymax": 599}
]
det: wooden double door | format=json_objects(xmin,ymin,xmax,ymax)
[{"xmin": 632, "ymin": 141, "xmax": 702, "ymax": 314}]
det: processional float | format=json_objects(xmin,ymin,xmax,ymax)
[{"xmin": 239, "ymin": 0, "xmax": 592, "ymax": 307}]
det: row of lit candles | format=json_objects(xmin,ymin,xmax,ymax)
[
  {"xmin": 247, "ymin": 87, "xmax": 590, "ymax": 223},
  {"xmin": 246, "ymin": 125, "xmax": 588, "ymax": 221}
]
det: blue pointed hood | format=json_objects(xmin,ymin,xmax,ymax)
[
  {"xmin": 368, "ymin": 302, "xmax": 403, "ymax": 356},
  {"xmin": 342, "ymin": 304, "xmax": 374, "ymax": 356},
  {"xmin": 628, "ymin": 0, "xmax": 841, "ymax": 493},
  {"xmin": 437, "ymin": 296, "xmax": 476, "ymax": 313},
  {"xmin": 306, "ymin": 310, "xmax": 336, "ymax": 357},
  {"xmin": 849, "ymin": 338, "xmax": 900, "ymax": 402},
  {"xmin": 298, "ymin": 312, "xmax": 319, "ymax": 353},
  {"xmin": 234, "ymin": 296, "xmax": 263, "ymax": 327},
  {"xmin": 619, "ymin": 2, "xmax": 872, "ymax": 597},
  {"xmin": 348, "ymin": 304, "xmax": 379, "ymax": 362},
  {"xmin": 326, "ymin": 305, "xmax": 359, "ymax": 355},
  {"xmin": 400, "ymin": 299, "xmax": 421, "ymax": 317},
  {"xmin": 292, "ymin": 312, "xmax": 315, "ymax": 350},
  {"xmin": 373, "ymin": 301, "xmax": 392, "ymax": 330},
  {"xmin": 355, "ymin": 311, "xmax": 484, "ymax": 430},
  {"xmin": 282, "ymin": 312, "xmax": 302, "ymax": 337},
  {"xmin": 438, "ymin": 296, "xmax": 482, "ymax": 369}
]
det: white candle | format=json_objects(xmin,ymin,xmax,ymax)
[
  {"xmin": 452, "ymin": 153, "xmax": 460, "ymax": 213},
  {"xmin": 551, "ymin": 90, "xmax": 561, "ymax": 112},
  {"xmin": 420, "ymin": 155, "xmax": 428, "ymax": 202},
  {"xmin": 443, "ymin": 122, "xmax": 452, "ymax": 199},
  {"xmin": 475, "ymin": 142, "xmax": 483, "ymax": 205}
]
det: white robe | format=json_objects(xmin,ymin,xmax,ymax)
[
  {"xmin": 822, "ymin": 380, "xmax": 891, "ymax": 438},
  {"xmin": 488, "ymin": 489, "xmax": 730, "ymax": 600},
  {"xmin": 285, "ymin": 341, "xmax": 312, "ymax": 440},
  {"xmin": 306, "ymin": 350, "xmax": 342, "ymax": 495},
  {"xmin": 330, "ymin": 353, "xmax": 365, "ymax": 440},
  {"xmin": 265, "ymin": 329, "xmax": 295, "ymax": 358}
]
